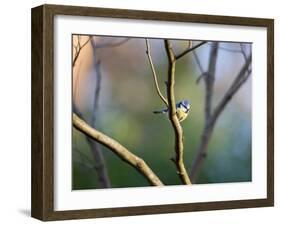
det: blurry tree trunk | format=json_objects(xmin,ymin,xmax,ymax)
[
  {"xmin": 83, "ymin": 38, "xmax": 111, "ymax": 188},
  {"xmin": 73, "ymin": 35, "xmax": 111, "ymax": 188},
  {"xmin": 190, "ymin": 44, "xmax": 252, "ymax": 182}
]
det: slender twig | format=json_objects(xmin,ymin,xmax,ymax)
[
  {"xmin": 92, "ymin": 60, "xmax": 102, "ymax": 123},
  {"xmin": 240, "ymin": 44, "xmax": 251, "ymax": 75},
  {"xmin": 193, "ymin": 51, "xmax": 204, "ymax": 74},
  {"xmin": 72, "ymin": 36, "xmax": 91, "ymax": 67},
  {"xmin": 145, "ymin": 39, "xmax": 169, "ymax": 107},
  {"xmin": 73, "ymin": 113, "xmax": 164, "ymax": 186},
  {"xmin": 73, "ymin": 36, "xmax": 90, "ymax": 111},
  {"xmin": 211, "ymin": 55, "xmax": 252, "ymax": 123},
  {"xmin": 164, "ymin": 40, "xmax": 192, "ymax": 185},
  {"xmin": 74, "ymin": 148, "xmax": 96, "ymax": 168},
  {"xmin": 193, "ymin": 51, "xmax": 206, "ymax": 84},
  {"xmin": 240, "ymin": 44, "xmax": 247, "ymax": 60},
  {"xmin": 188, "ymin": 40, "xmax": 193, "ymax": 49},
  {"xmin": 175, "ymin": 41, "xmax": 207, "ymax": 60}
]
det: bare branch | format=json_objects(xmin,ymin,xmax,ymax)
[
  {"xmin": 205, "ymin": 42, "xmax": 219, "ymax": 120},
  {"xmin": 193, "ymin": 51, "xmax": 204, "ymax": 74},
  {"xmin": 72, "ymin": 36, "xmax": 136, "ymax": 188},
  {"xmin": 72, "ymin": 36, "xmax": 91, "ymax": 67},
  {"xmin": 190, "ymin": 49, "xmax": 252, "ymax": 181},
  {"xmin": 92, "ymin": 60, "xmax": 102, "ymax": 123},
  {"xmin": 208, "ymin": 42, "xmax": 245, "ymax": 53},
  {"xmin": 189, "ymin": 42, "xmax": 219, "ymax": 181},
  {"xmin": 73, "ymin": 63, "xmax": 83, "ymax": 116},
  {"xmin": 77, "ymin": 35, "xmax": 81, "ymax": 49},
  {"xmin": 240, "ymin": 43, "xmax": 247, "ymax": 60},
  {"xmin": 145, "ymin": 39, "xmax": 169, "ymax": 107},
  {"xmin": 175, "ymin": 41, "xmax": 207, "ymax": 60},
  {"xmin": 76, "ymin": 37, "xmax": 111, "ymax": 188},
  {"xmin": 80, "ymin": 37, "xmax": 90, "ymax": 49},
  {"xmin": 164, "ymin": 40, "xmax": 192, "ymax": 185},
  {"xmin": 73, "ymin": 113, "xmax": 164, "ymax": 186},
  {"xmin": 90, "ymin": 37, "xmax": 102, "ymax": 123},
  {"xmin": 216, "ymin": 45, "xmax": 243, "ymax": 53},
  {"xmin": 192, "ymin": 51, "xmax": 206, "ymax": 84},
  {"xmin": 240, "ymin": 43, "xmax": 251, "ymax": 75},
  {"xmin": 212, "ymin": 55, "xmax": 252, "ymax": 123},
  {"xmin": 190, "ymin": 124, "xmax": 215, "ymax": 181}
]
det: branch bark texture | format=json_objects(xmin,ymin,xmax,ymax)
[{"xmin": 164, "ymin": 40, "xmax": 192, "ymax": 185}]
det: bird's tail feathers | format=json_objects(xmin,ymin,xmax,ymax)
[{"xmin": 153, "ymin": 109, "xmax": 168, "ymax": 114}]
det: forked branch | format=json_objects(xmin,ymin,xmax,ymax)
[
  {"xmin": 73, "ymin": 35, "xmax": 91, "ymax": 67},
  {"xmin": 212, "ymin": 55, "xmax": 252, "ymax": 123},
  {"xmin": 190, "ymin": 44, "xmax": 252, "ymax": 181},
  {"xmin": 164, "ymin": 40, "xmax": 192, "ymax": 185},
  {"xmin": 175, "ymin": 41, "xmax": 207, "ymax": 60}
]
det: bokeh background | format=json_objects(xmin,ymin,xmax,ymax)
[{"xmin": 72, "ymin": 35, "xmax": 252, "ymax": 190}]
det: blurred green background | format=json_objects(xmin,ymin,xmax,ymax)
[{"xmin": 72, "ymin": 36, "xmax": 252, "ymax": 189}]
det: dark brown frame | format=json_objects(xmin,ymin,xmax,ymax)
[{"xmin": 31, "ymin": 4, "xmax": 274, "ymax": 221}]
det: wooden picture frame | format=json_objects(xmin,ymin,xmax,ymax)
[{"xmin": 31, "ymin": 4, "xmax": 274, "ymax": 221}]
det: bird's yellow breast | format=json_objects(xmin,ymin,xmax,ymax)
[{"xmin": 176, "ymin": 109, "xmax": 189, "ymax": 122}]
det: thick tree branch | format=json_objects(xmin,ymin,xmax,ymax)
[
  {"xmin": 73, "ymin": 113, "xmax": 164, "ymax": 186},
  {"xmin": 164, "ymin": 40, "xmax": 192, "ymax": 185},
  {"xmin": 175, "ymin": 41, "xmax": 207, "ymax": 60},
  {"xmin": 145, "ymin": 39, "xmax": 169, "ymax": 107}
]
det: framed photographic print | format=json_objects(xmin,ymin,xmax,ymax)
[{"xmin": 31, "ymin": 4, "xmax": 274, "ymax": 221}]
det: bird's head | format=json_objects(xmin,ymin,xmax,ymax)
[{"xmin": 180, "ymin": 100, "xmax": 191, "ymax": 113}]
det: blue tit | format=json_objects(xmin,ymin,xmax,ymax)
[{"xmin": 153, "ymin": 100, "xmax": 191, "ymax": 122}]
